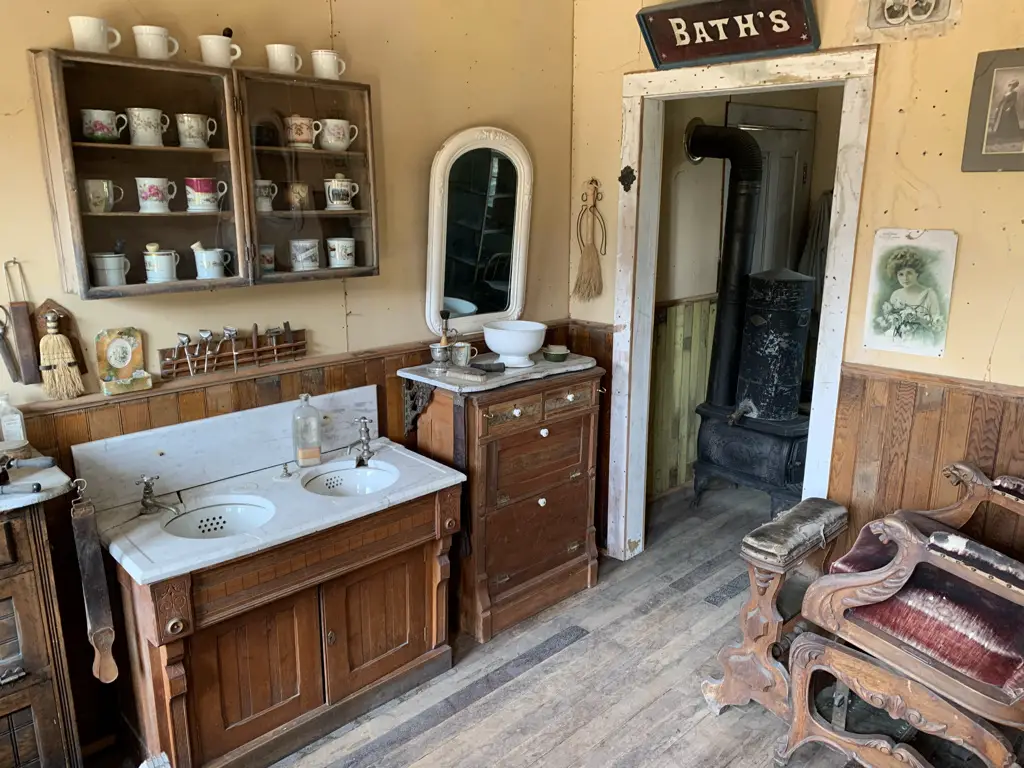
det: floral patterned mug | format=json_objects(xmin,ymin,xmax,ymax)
[
  {"xmin": 284, "ymin": 116, "xmax": 321, "ymax": 148},
  {"xmin": 136, "ymin": 177, "xmax": 177, "ymax": 214},
  {"xmin": 126, "ymin": 107, "xmax": 170, "ymax": 147},
  {"xmin": 81, "ymin": 109, "xmax": 127, "ymax": 143}
]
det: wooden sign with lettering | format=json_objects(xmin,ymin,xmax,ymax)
[{"xmin": 637, "ymin": 0, "xmax": 820, "ymax": 69}]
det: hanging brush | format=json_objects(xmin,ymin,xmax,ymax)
[
  {"xmin": 39, "ymin": 309, "xmax": 84, "ymax": 400},
  {"xmin": 572, "ymin": 178, "xmax": 607, "ymax": 302}
]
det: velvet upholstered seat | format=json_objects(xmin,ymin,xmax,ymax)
[{"xmin": 831, "ymin": 514, "xmax": 1024, "ymax": 694}]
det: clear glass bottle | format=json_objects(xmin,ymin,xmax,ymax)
[
  {"xmin": 292, "ymin": 393, "xmax": 322, "ymax": 467},
  {"xmin": 0, "ymin": 395, "xmax": 25, "ymax": 443}
]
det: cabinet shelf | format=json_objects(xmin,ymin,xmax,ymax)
[
  {"xmin": 82, "ymin": 211, "xmax": 233, "ymax": 218},
  {"xmin": 260, "ymin": 265, "xmax": 378, "ymax": 284},
  {"xmin": 254, "ymin": 146, "xmax": 366, "ymax": 160},
  {"xmin": 85, "ymin": 276, "xmax": 248, "ymax": 300},
  {"xmin": 258, "ymin": 210, "xmax": 369, "ymax": 218},
  {"xmin": 73, "ymin": 141, "xmax": 230, "ymax": 160}
]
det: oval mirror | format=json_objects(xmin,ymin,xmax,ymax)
[{"xmin": 425, "ymin": 127, "xmax": 533, "ymax": 335}]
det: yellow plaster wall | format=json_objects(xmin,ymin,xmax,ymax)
[
  {"xmin": 1, "ymin": 0, "xmax": 573, "ymax": 405},
  {"xmin": 571, "ymin": 0, "xmax": 1024, "ymax": 386}
]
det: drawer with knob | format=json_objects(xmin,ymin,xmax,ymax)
[
  {"xmin": 544, "ymin": 382, "xmax": 596, "ymax": 419},
  {"xmin": 479, "ymin": 395, "xmax": 543, "ymax": 438},
  {"xmin": 487, "ymin": 415, "xmax": 592, "ymax": 508},
  {"xmin": 484, "ymin": 479, "xmax": 591, "ymax": 598}
]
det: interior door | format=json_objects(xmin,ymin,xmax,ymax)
[
  {"xmin": 724, "ymin": 103, "xmax": 815, "ymax": 274},
  {"xmin": 321, "ymin": 547, "xmax": 428, "ymax": 704}
]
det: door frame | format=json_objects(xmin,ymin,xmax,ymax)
[{"xmin": 606, "ymin": 47, "xmax": 878, "ymax": 561}]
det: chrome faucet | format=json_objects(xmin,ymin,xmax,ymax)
[
  {"xmin": 136, "ymin": 475, "xmax": 178, "ymax": 516},
  {"xmin": 347, "ymin": 418, "xmax": 375, "ymax": 467}
]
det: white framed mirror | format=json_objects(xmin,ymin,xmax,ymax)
[{"xmin": 425, "ymin": 127, "xmax": 533, "ymax": 336}]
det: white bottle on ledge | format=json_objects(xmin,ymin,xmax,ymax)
[
  {"xmin": 292, "ymin": 393, "xmax": 322, "ymax": 468},
  {"xmin": 0, "ymin": 395, "xmax": 25, "ymax": 443}
]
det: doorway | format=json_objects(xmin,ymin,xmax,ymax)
[{"xmin": 605, "ymin": 48, "xmax": 878, "ymax": 561}]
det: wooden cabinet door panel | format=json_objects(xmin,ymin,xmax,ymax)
[
  {"xmin": 0, "ymin": 683, "xmax": 65, "ymax": 767},
  {"xmin": 190, "ymin": 587, "xmax": 324, "ymax": 762},
  {"xmin": 322, "ymin": 547, "xmax": 428, "ymax": 704},
  {"xmin": 484, "ymin": 479, "xmax": 590, "ymax": 597},
  {"xmin": 0, "ymin": 572, "xmax": 49, "ymax": 685},
  {"xmin": 488, "ymin": 415, "xmax": 591, "ymax": 507}
]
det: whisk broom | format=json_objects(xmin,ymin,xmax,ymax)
[
  {"xmin": 572, "ymin": 178, "xmax": 607, "ymax": 302},
  {"xmin": 40, "ymin": 310, "xmax": 84, "ymax": 400}
]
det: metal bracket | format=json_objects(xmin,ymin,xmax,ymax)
[
  {"xmin": 403, "ymin": 380, "xmax": 435, "ymax": 436},
  {"xmin": 618, "ymin": 165, "xmax": 636, "ymax": 192}
]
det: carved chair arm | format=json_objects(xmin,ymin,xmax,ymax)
[{"xmin": 908, "ymin": 462, "xmax": 1024, "ymax": 530}]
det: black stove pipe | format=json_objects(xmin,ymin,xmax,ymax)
[{"xmin": 687, "ymin": 124, "xmax": 763, "ymax": 408}]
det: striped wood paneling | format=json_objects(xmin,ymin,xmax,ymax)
[{"xmin": 829, "ymin": 364, "xmax": 1024, "ymax": 557}]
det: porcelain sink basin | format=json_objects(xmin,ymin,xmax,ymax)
[
  {"xmin": 162, "ymin": 495, "xmax": 276, "ymax": 539},
  {"xmin": 301, "ymin": 460, "xmax": 400, "ymax": 497}
]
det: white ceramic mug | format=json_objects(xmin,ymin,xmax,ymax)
[
  {"xmin": 311, "ymin": 50, "xmax": 347, "ymax": 80},
  {"xmin": 184, "ymin": 178, "xmax": 228, "ymax": 212},
  {"xmin": 266, "ymin": 44, "xmax": 302, "ymax": 74},
  {"xmin": 289, "ymin": 239, "xmax": 321, "ymax": 272},
  {"xmin": 81, "ymin": 109, "xmax": 127, "ymax": 142},
  {"xmin": 285, "ymin": 182, "xmax": 311, "ymax": 211},
  {"xmin": 259, "ymin": 244, "xmax": 276, "ymax": 273},
  {"xmin": 194, "ymin": 249, "xmax": 231, "ymax": 279},
  {"xmin": 284, "ymin": 116, "xmax": 321, "ymax": 148},
  {"xmin": 254, "ymin": 180, "xmax": 278, "ymax": 212},
  {"xmin": 88, "ymin": 253, "xmax": 131, "ymax": 287},
  {"xmin": 136, "ymin": 177, "xmax": 177, "ymax": 213},
  {"xmin": 81, "ymin": 179, "xmax": 124, "ymax": 213},
  {"xmin": 198, "ymin": 34, "xmax": 242, "ymax": 67},
  {"xmin": 327, "ymin": 237, "xmax": 356, "ymax": 269},
  {"xmin": 126, "ymin": 108, "xmax": 170, "ymax": 147},
  {"xmin": 176, "ymin": 114, "xmax": 217, "ymax": 148},
  {"xmin": 144, "ymin": 250, "xmax": 179, "ymax": 283},
  {"xmin": 324, "ymin": 176, "xmax": 359, "ymax": 210},
  {"xmin": 319, "ymin": 119, "xmax": 358, "ymax": 152},
  {"xmin": 69, "ymin": 16, "xmax": 121, "ymax": 53},
  {"xmin": 133, "ymin": 25, "xmax": 179, "ymax": 59}
]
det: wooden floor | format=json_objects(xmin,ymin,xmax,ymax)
[{"xmin": 274, "ymin": 486, "xmax": 850, "ymax": 768}]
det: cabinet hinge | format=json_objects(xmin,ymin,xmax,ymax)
[
  {"xmin": 423, "ymin": 626, "xmax": 428, "ymax": 643},
  {"xmin": 232, "ymin": 96, "xmax": 243, "ymax": 114}
]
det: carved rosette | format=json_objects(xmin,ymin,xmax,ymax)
[{"xmin": 152, "ymin": 575, "xmax": 194, "ymax": 644}]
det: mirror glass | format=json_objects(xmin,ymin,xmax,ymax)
[{"xmin": 442, "ymin": 148, "xmax": 518, "ymax": 318}]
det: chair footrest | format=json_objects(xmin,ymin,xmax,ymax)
[{"xmin": 742, "ymin": 498, "xmax": 847, "ymax": 570}]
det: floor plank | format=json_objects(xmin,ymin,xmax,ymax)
[{"xmin": 274, "ymin": 487, "xmax": 841, "ymax": 768}]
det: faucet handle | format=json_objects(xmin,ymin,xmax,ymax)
[
  {"xmin": 136, "ymin": 474, "xmax": 160, "ymax": 487},
  {"xmin": 353, "ymin": 417, "xmax": 374, "ymax": 424}
]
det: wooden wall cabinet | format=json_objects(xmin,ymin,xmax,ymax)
[
  {"xmin": 117, "ymin": 488, "xmax": 458, "ymax": 767},
  {"xmin": 30, "ymin": 49, "xmax": 379, "ymax": 300},
  {"xmin": 414, "ymin": 368, "xmax": 603, "ymax": 643}
]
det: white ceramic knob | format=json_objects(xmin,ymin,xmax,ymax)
[
  {"xmin": 512, "ymin": 407, "xmax": 522, "ymax": 418},
  {"xmin": 567, "ymin": 393, "xmax": 576, "ymax": 402},
  {"xmin": 540, "ymin": 428, "xmax": 550, "ymax": 438},
  {"xmin": 538, "ymin": 498, "xmax": 547, "ymax": 507}
]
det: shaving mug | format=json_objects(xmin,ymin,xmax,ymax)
[
  {"xmin": 176, "ymin": 114, "xmax": 217, "ymax": 148},
  {"xmin": 326, "ymin": 237, "xmax": 356, "ymax": 268},
  {"xmin": 259, "ymin": 244, "xmax": 276, "ymax": 274},
  {"xmin": 266, "ymin": 43, "xmax": 302, "ymax": 74},
  {"xmin": 319, "ymin": 119, "xmax": 358, "ymax": 152},
  {"xmin": 290, "ymin": 239, "xmax": 321, "ymax": 272},
  {"xmin": 185, "ymin": 177, "xmax": 228, "ymax": 212},
  {"xmin": 144, "ymin": 249, "xmax": 179, "ymax": 283},
  {"xmin": 324, "ymin": 175, "xmax": 359, "ymax": 210},
  {"xmin": 311, "ymin": 50, "xmax": 347, "ymax": 80},
  {"xmin": 285, "ymin": 182, "xmax": 311, "ymax": 211},
  {"xmin": 254, "ymin": 180, "xmax": 278, "ymax": 212},
  {"xmin": 193, "ymin": 248, "xmax": 231, "ymax": 280},
  {"xmin": 133, "ymin": 25, "xmax": 179, "ymax": 59},
  {"xmin": 198, "ymin": 34, "xmax": 242, "ymax": 67},
  {"xmin": 136, "ymin": 177, "xmax": 177, "ymax": 213},
  {"xmin": 284, "ymin": 116, "xmax": 321, "ymax": 148},
  {"xmin": 450, "ymin": 342, "xmax": 479, "ymax": 368},
  {"xmin": 81, "ymin": 109, "xmax": 127, "ymax": 143},
  {"xmin": 126, "ymin": 108, "xmax": 169, "ymax": 147},
  {"xmin": 69, "ymin": 16, "xmax": 121, "ymax": 53},
  {"xmin": 88, "ymin": 253, "xmax": 131, "ymax": 287},
  {"xmin": 81, "ymin": 179, "xmax": 124, "ymax": 213}
]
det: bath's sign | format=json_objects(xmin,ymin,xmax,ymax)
[{"xmin": 637, "ymin": 0, "xmax": 820, "ymax": 69}]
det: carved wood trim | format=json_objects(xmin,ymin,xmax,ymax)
[
  {"xmin": 430, "ymin": 535, "xmax": 452, "ymax": 650},
  {"xmin": 151, "ymin": 575, "xmax": 194, "ymax": 644},
  {"xmin": 779, "ymin": 633, "xmax": 1018, "ymax": 768},
  {"xmin": 159, "ymin": 639, "xmax": 192, "ymax": 768}
]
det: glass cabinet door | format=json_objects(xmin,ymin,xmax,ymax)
[
  {"xmin": 56, "ymin": 54, "xmax": 249, "ymax": 297},
  {"xmin": 238, "ymin": 72, "xmax": 378, "ymax": 283}
]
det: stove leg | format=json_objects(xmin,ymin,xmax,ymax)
[{"xmin": 692, "ymin": 467, "xmax": 711, "ymax": 508}]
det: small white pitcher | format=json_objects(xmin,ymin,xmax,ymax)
[{"xmin": 191, "ymin": 243, "xmax": 231, "ymax": 279}]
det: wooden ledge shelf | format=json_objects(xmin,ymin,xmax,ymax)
[
  {"xmin": 260, "ymin": 266, "xmax": 378, "ymax": 283},
  {"xmin": 86, "ymin": 276, "xmax": 247, "ymax": 300},
  {"xmin": 72, "ymin": 141, "xmax": 230, "ymax": 159}
]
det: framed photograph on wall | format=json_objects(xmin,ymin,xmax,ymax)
[
  {"xmin": 863, "ymin": 229, "xmax": 958, "ymax": 358},
  {"xmin": 963, "ymin": 48, "xmax": 1024, "ymax": 172},
  {"xmin": 853, "ymin": 0, "xmax": 961, "ymax": 44}
]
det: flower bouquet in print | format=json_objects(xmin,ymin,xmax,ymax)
[
  {"xmin": 136, "ymin": 177, "xmax": 177, "ymax": 213},
  {"xmin": 81, "ymin": 109, "xmax": 127, "ymax": 143}
]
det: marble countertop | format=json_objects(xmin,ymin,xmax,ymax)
[
  {"xmin": 99, "ymin": 438, "xmax": 465, "ymax": 585},
  {"xmin": 398, "ymin": 353, "xmax": 598, "ymax": 394},
  {"xmin": 0, "ymin": 452, "xmax": 72, "ymax": 513}
]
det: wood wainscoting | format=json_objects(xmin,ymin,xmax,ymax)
[
  {"xmin": 18, "ymin": 318, "xmax": 612, "ymax": 754},
  {"xmin": 829, "ymin": 363, "xmax": 1024, "ymax": 557},
  {"xmin": 646, "ymin": 295, "xmax": 717, "ymax": 499}
]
